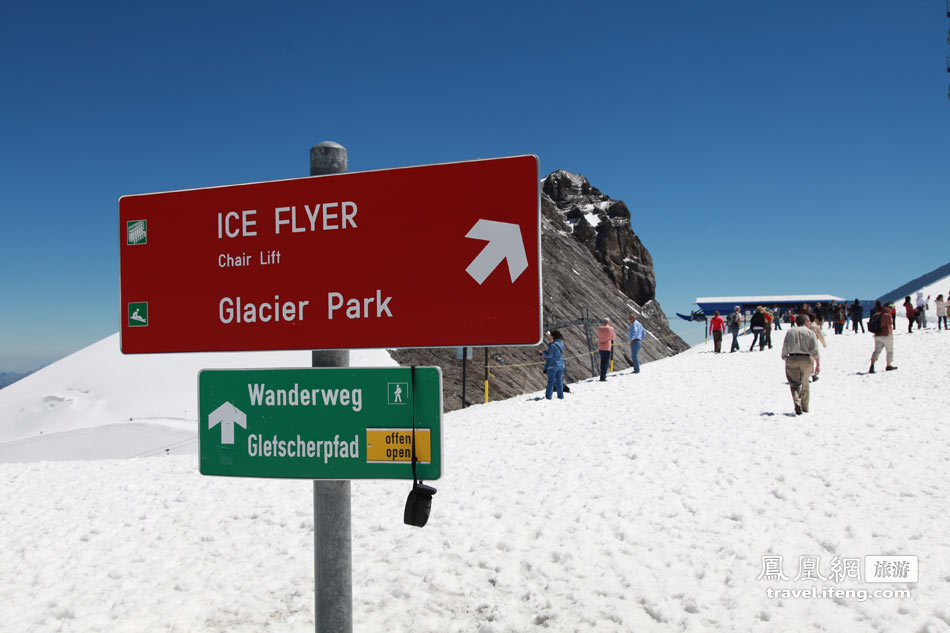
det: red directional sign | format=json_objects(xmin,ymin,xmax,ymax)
[{"xmin": 119, "ymin": 155, "xmax": 541, "ymax": 353}]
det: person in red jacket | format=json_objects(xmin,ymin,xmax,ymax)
[
  {"xmin": 709, "ymin": 310, "xmax": 726, "ymax": 353},
  {"xmin": 763, "ymin": 309, "xmax": 774, "ymax": 348},
  {"xmin": 903, "ymin": 296, "xmax": 916, "ymax": 333}
]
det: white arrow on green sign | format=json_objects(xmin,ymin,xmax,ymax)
[
  {"xmin": 198, "ymin": 367, "xmax": 442, "ymax": 480},
  {"xmin": 208, "ymin": 401, "xmax": 246, "ymax": 444}
]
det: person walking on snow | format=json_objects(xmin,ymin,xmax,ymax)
[
  {"xmin": 833, "ymin": 302, "xmax": 846, "ymax": 335},
  {"xmin": 749, "ymin": 306, "xmax": 767, "ymax": 351},
  {"xmin": 850, "ymin": 299, "xmax": 865, "ymax": 333},
  {"xmin": 709, "ymin": 310, "xmax": 726, "ymax": 353},
  {"xmin": 538, "ymin": 330, "xmax": 566, "ymax": 399},
  {"xmin": 628, "ymin": 314, "xmax": 646, "ymax": 373},
  {"xmin": 916, "ymin": 292, "xmax": 929, "ymax": 329},
  {"xmin": 869, "ymin": 303, "xmax": 897, "ymax": 374},
  {"xmin": 782, "ymin": 313, "xmax": 821, "ymax": 415},
  {"xmin": 805, "ymin": 312, "xmax": 827, "ymax": 347},
  {"xmin": 727, "ymin": 306, "xmax": 742, "ymax": 352},
  {"xmin": 903, "ymin": 296, "xmax": 917, "ymax": 333},
  {"xmin": 596, "ymin": 319, "xmax": 616, "ymax": 381},
  {"xmin": 936, "ymin": 294, "xmax": 947, "ymax": 331},
  {"xmin": 804, "ymin": 313, "xmax": 826, "ymax": 381}
]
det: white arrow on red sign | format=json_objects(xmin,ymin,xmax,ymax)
[{"xmin": 464, "ymin": 219, "xmax": 529, "ymax": 285}]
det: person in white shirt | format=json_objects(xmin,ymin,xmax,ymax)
[
  {"xmin": 627, "ymin": 314, "xmax": 646, "ymax": 373},
  {"xmin": 781, "ymin": 314, "xmax": 821, "ymax": 415},
  {"xmin": 936, "ymin": 294, "xmax": 947, "ymax": 331},
  {"xmin": 916, "ymin": 292, "xmax": 930, "ymax": 329}
]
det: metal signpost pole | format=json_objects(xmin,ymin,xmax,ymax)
[{"xmin": 310, "ymin": 141, "xmax": 352, "ymax": 633}]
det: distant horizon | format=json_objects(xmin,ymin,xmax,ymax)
[{"xmin": 1, "ymin": 359, "xmax": 51, "ymax": 376}]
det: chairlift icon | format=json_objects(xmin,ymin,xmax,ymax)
[{"xmin": 127, "ymin": 220, "xmax": 147, "ymax": 245}]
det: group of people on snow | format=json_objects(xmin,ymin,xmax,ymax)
[
  {"xmin": 536, "ymin": 289, "xmax": 949, "ymax": 409},
  {"xmin": 901, "ymin": 292, "xmax": 950, "ymax": 332},
  {"xmin": 707, "ymin": 305, "xmax": 784, "ymax": 354},
  {"xmin": 705, "ymin": 298, "xmax": 899, "ymax": 356},
  {"xmin": 537, "ymin": 314, "xmax": 646, "ymax": 400},
  {"xmin": 779, "ymin": 291, "xmax": 950, "ymax": 415},
  {"xmin": 775, "ymin": 301, "xmax": 886, "ymax": 416}
]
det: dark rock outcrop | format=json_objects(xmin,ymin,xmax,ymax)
[
  {"xmin": 542, "ymin": 170, "xmax": 656, "ymax": 306},
  {"xmin": 390, "ymin": 170, "xmax": 688, "ymax": 411}
]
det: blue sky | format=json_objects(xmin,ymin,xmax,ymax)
[{"xmin": 2, "ymin": 1, "xmax": 948, "ymax": 371}]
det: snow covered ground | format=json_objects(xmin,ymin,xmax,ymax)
[{"xmin": 1, "ymin": 277, "xmax": 949, "ymax": 633}]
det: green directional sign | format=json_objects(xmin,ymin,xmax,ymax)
[{"xmin": 198, "ymin": 367, "xmax": 442, "ymax": 480}]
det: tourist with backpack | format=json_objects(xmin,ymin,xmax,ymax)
[
  {"xmin": 727, "ymin": 306, "xmax": 742, "ymax": 353},
  {"xmin": 869, "ymin": 302, "xmax": 897, "ymax": 374},
  {"xmin": 867, "ymin": 302, "xmax": 883, "ymax": 335}
]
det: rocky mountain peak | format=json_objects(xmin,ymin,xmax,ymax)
[{"xmin": 541, "ymin": 170, "xmax": 656, "ymax": 307}]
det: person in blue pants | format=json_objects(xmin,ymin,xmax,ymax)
[
  {"xmin": 538, "ymin": 330, "xmax": 566, "ymax": 399},
  {"xmin": 628, "ymin": 314, "xmax": 646, "ymax": 373}
]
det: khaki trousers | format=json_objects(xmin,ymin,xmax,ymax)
[
  {"xmin": 785, "ymin": 355, "xmax": 813, "ymax": 411},
  {"xmin": 871, "ymin": 334, "xmax": 894, "ymax": 365}
]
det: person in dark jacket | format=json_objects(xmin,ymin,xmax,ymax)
[
  {"xmin": 749, "ymin": 306, "xmax": 767, "ymax": 351},
  {"xmin": 850, "ymin": 299, "xmax": 865, "ymax": 333},
  {"xmin": 833, "ymin": 302, "xmax": 846, "ymax": 335}
]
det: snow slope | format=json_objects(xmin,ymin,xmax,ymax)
[
  {"xmin": 1, "ymin": 277, "xmax": 949, "ymax": 632},
  {"xmin": 0, "ymin": 334, "xmax": 395, "ymax": 462}
]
